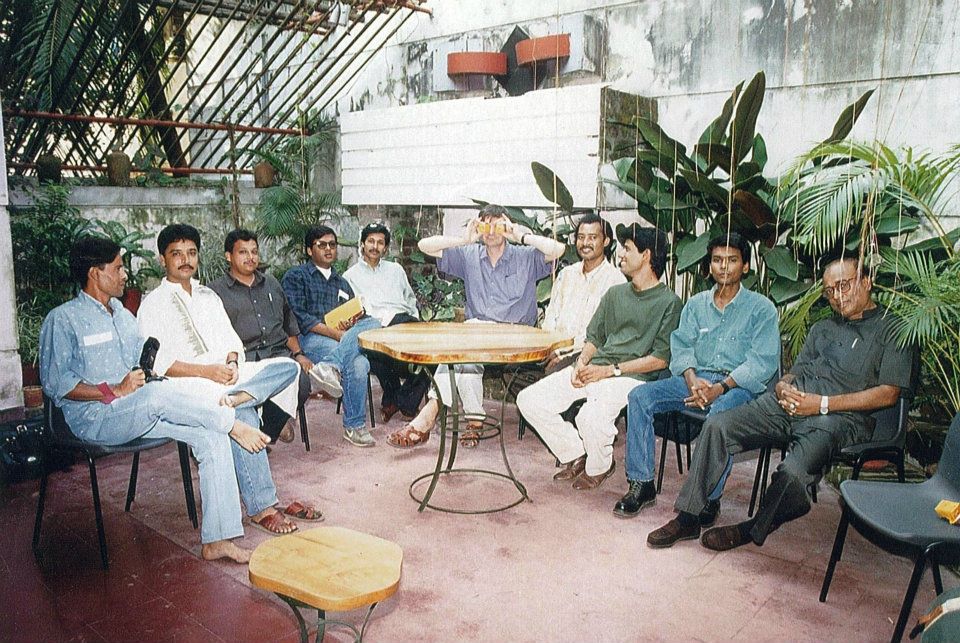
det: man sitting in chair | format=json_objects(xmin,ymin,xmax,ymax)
[
  {"xmin": 648, "ymin": 254, "xmax": 915, "ymax": 550},
  {"xmin": 516, "ymin": 224, "xmax": 682, "ymax": 490},
  {"xmin": 613, "ymin": 232, "xmax": 779, "ymax": 523},
  {"xmin": 138, "ymin": 224, "xmax": 322, "ymax": 535},
  {"xmin": 40, "ymin": 236, "xmax": 267, "ymax": 563}
]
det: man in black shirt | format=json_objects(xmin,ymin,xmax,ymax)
[
  {"xmin": 648, "ymin": 255, "xmax": 915, "ymax": 551},
  {"xmin": 210, "ymin": 229, "xmax": 312, "ymax": 444}
]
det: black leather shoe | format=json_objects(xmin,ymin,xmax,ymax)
[
  {"xmin": 698, "ymin": 499, "xmax": 721, "ymax": 528},
  {"xmin": 613, "ymin": 479, "xmax": 656, "ymax": 518}
]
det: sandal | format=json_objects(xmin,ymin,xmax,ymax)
[
  {"xmin": 251, "ymin": 510, "xmax": 298, "ymax": 535},
  {"xmin": 387, "ymin": 423, "xmax": 431, "ymax": 449},
  {"xmin": 460, "ymin": 421, "xmax": 484, "ymax": 449},
  {"xmin": 281, "ymin": 501, "xmax": 323, "ymax": 522}
]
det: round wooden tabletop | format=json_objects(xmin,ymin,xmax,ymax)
[{"xmin": 358, "ymin": 322, "xmax": 573, "ymax": 365}]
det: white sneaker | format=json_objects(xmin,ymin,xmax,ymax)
[
  {"xmin": 309, "ymin": 363, "xmax": 343, "ymax": 398},
  {"xmin": 343, "ymin": 426, "xmax": 376, "ymax": 447}
]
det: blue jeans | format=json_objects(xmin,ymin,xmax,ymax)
[
  {"xmin": 626, "ymin": 372, "xmax": 754, "ymax": 498},
  {"xmin": 227, "ymin": 360, "xmax": 299, "ymax": 516},
  {"xmin": 299, "ymin": 316, "xmax": 381, "ymax": 430}
]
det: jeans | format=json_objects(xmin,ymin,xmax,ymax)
[
  {"xmin": 299, "ymin": 316, "xmax": 381, "ymax": 430},
  {"xmin": 626, "ymin": 372, "xmax": 754, "ymax": 499}
]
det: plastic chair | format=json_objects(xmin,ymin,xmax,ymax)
[
  {"xmin": 819, "ymin": 412, "xmax": 960, "ymax": 643},
  {"xmin": 334, "ymin": 372, "xmax": 377, "ymax": 427},
  {"xmin": 32, "ymin": 396, "xmax": 197, "ymax": 570}
]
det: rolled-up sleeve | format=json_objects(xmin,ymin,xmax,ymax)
[
  {"xmin": 651, "ymin": 297, "xmax": 682, "ymax": 363},
  {"xmin": 669, "ymin": 303, "xmax": 699, "ymax": 376},
  {"xmin": 437, "ymin": 246, "xmax": 467, "ymax": 280},
  {"xmin": 39, "ymin": 310, "xmax": 82, "ymax": 405},
  {"xmin": 282, "ymin": 266, "xmax": 321, "ymax": 332},
  {"xmin": 729, "ymin": 302, "xmax": 781, "ymax": 394}
]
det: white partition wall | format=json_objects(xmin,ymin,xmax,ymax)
[{"xmin": 0, "ymin": 102, "xmax": 24, "ymax": 411}]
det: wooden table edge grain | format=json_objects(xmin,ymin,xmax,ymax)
[{"xmin": 357, "ymin": 322, "xmax": 573, "ymax": 366}]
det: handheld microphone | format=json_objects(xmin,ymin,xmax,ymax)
[{"xmin": 137, "ymin": 337, "xmax": 165, "ymax": 382}]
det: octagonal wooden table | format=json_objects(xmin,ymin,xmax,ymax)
[{"xmin": 359, "ymin": 322, "xmax": 572, "ymax": 513}]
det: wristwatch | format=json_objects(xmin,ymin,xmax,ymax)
[
  {"xmin": 291, "ymin": 350, "xmax": 305, "ymax": 359},
  {"xmin": 719, "ymin": 381, "xmax": 731, "ymax": 394},
  {"xmin": 820, "ymin": 395, "xmax": 830, "ymax": 415},
  {"xmin": 612, "ymin": 363, "xmax": 622, "ymax": 377}
]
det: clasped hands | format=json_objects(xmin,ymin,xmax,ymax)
[
  {"xmin": 776, "ymin": 382, "xmax": 819, "ymax": 417},
  {"xmin": 571, "ymin": 362, "xmax": 614, "ymax": 388},
  {"xmin": 684, "ymin": 376, "xmax": 721, "ymax": 410}
]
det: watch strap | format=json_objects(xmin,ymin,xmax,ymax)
[{"xmin": 719, "ymin": 381, "xmax": 731, "ymax": 394}]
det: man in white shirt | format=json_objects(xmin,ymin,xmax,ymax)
[
  {"xmin": 138, "ymin": 224, "xmax": 323, "ymax": 535},
  {"xmin": 343, "ymin": 221, "xmax": 429, "ymax": 422}
]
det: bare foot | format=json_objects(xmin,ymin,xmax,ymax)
[
  {"xmin": 410, "ymin": 399, "xmax": 440, "ymax": 433},
  {"xmin": 251, "ymin": 508, "xmax": 298, "ymax": 534},
  {"xmin": 221, "ymin": 391, "xmax": 255, "ymax": 408},
  {"xmin": 201, "ymin": 539, "xmax": 252, "ymax": 563},
  {"xmin": 229, "ymin": 420, "xmax": 270, "ymax": 453}
]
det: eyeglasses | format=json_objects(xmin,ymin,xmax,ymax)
[
  {"xmin": 822, "ymin": 278, "xmax": 857, "ymax": 299},
  {"xmin": 312, "ymin": 240, "xmax": 337, "ymax": 250}
]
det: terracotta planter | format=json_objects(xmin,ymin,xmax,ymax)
[
  {"xmin": 23, "ymin": 385, "xmax": 43, "ymax": 410},
  {"xmin": 122, "ymin": 287, "xmax": 142, "ymax": 315},
  {"xmin": 21, "ymin": 362, "xmax": 40, "ymax": 387},
  {"xmin": 106, "ymin": 149, "xmax": 132, "ymax": 186},
  {"xmin": 447, "ymin": 52, "xmax": 507, "ymax": 76},
  {"xmin": 254, "ymin": 161, "xmax": 276, "ymax": 188},
  {"xmin": 515, "ymin": 34, "xmax": 571, "ymax": 66}
]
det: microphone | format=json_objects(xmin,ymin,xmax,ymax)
[{"xmin": 137, "ymin": 337, "xmax": 165, "ymax": 382}]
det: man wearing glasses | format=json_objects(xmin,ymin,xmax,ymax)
[
  {"xmin": 282, "ymin": 225, "xmax": 381, "ymax": 447},
  {"xmin": 647, "ymin": 254, "xmax": 915, "ymax": 551}
]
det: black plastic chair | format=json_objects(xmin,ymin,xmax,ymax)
[
  {"xmin": 819, "ymin": 412, "xmax": 960, "ymax": 643},
  {"xmin": 32, "ymin": 396, "xmax": 197, "ymax": 570}
]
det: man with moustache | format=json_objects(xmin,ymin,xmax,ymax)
[
  {"xmin": 613, "ymin": 232, "xmax": 779, "ymax": 523},
  {"xmin": 516, "ymin": 224, "xmax": 682, "ymax": 490},
  {"xmin": 40, "ymin": 236, "xmax": 270, "ymax": 563},
  {"xmin": 343, "ymin": 221, "xmax": 430, "ymax": 422},
  {"xmin": 386, "ymin": 204, "xmax": 565, "ymax": 449},
  {"xmin": 648, "ymin": 254, "xmax": 915, "ymax": 551},
  {"xmin": 138, "ymin": 224, "xmax": 321, "ymax": 534},
  {"xmin": 209, "ymin": 228, "xmax": 312, "ymax": 445},
  {"xmin": 282, "ymin": 224, "xmax": 381, "ymax": 447}
]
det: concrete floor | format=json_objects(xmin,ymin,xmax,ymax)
[{"xmin": 1, "ymin": 391, "xmax": 951, "ymax": 642}]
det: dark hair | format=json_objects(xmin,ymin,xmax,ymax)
[
  {"xmin": 478, "ymin": 204, "xmax": 508, "ymax": 221},
  {"xmin": 224, "ymin": 228, "xmax": 258, "ymax": 253},
  {"xmin": 574, "ymin": 212, "xmax": 614, "ymax": 259},
  {"xmin": 304, "ymin": 225, "xmax": 337, "ymax": 251},
  {"xmin": 616, "ymin": 223, "xmax": 669, "ymax": 278},
  {"xmin": 703, "ymin": 231, "xmax": 751, "ymax": 276},
  {"xmin": 360, "ymin": 221, "xmax": 391, "ymax": 246},
  {"xmin": 157, "ymin": 224, "xmax": 201, "ymax": 255},
  {"xmin": 70, "ymin": 236, "xmax": 121, "ymax": 288},
  {"xmin": 822, "ymin": 253, "xmax": 868, "ymax": 279}
]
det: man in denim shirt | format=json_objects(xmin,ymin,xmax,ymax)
[
  {"xmin": 40, "ymin": 236, "xmax": 270, "ymax": 563},
  {"xmin": 614, "ymin": 233, "xmax": 779, "ymax": 522}
]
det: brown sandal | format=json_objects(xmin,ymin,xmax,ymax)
[
  {"xmin": 281, "ymin": 501, "xmax": 323, "ymax": 521},
  {"xmin": 460, "ymin": 421, "xmax": 484, "ymax": 448},
  {"xmin": 387, "ymin": 424, "xmax": 431, "ymax": 449},
  {"xmin": 251, "ymin": 510, "xmax": 298, "ymax": 535}
]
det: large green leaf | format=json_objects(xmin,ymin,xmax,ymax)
[
  {"xmin": 768, "ymin": 276, "xmax": 812, "ymax": 305},
  {"xmin": 633, "ymin": 117, "xmax": 693, "ymax": 169},
  {"xmin": 729, "ymin": 71, "xmax": 766, "ymax": 165},
  {"xmin": 761, "ymin": 246, "xmax": 801, "ymax": 280},
  {"xmin": 692, "ymin": 143, "xmax": 732, "ymax": 175},
  {"xmin": 679, "ymin": 168, "xmax": 730, "ymax": 206},
  {"xmin": 612, "ymin": 156, "xmax": 653, "ymax": 190},
  {"xmin": 675, "ymin": 231, "xmax": 711, "ymax": 272},
  {"xmin": 504, "ymin": 206, "xmax": 540, "ymax": 231},
  {"xmin": 531, "ymin": 162, "xmax": 574, "ymax": 211},
  {"xmin": 732, "ymin": 189, "xmax": 775, "ymax": 227},
  {"xmin": 752, "ymin": 134, "xmax": 768, "ymax": 170},
  {"xmin": 698, "ymin": 80, "xmax": 743, "ymax": 145},
  {"xmin": 874, "ymin": 213, "xmax": 920, "ymax": 236},
  {"xmin": 822, "ymin": 89, "xmax": 875, "ymax": 145}
]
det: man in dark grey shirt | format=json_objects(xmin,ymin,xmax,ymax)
[
  {"xmin": 648, "ymin": 255, "xmax": 915, "ymax": 551},
  {"xmin": 210, "ymin": 229, "xmax": 312, "ymax": 443}
]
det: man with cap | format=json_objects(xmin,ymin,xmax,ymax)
[{"xmin": 516, "ymin": 224, "xmax": 682, "ymax": 490}]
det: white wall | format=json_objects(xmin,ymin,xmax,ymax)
[{"xmin": 0, "ymin": 102, "xmax": 24, "ymax": 411}]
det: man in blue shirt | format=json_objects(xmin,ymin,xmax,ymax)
[
  {"xmin": 282, "ymin": 225, "xmax": 381, "ymax": 447},
  {"xmin": 614, "ymin": 233, "xmax": 780, "ymax": 521},
  {"xmin": 40, "ymin": 236, "xmax": 270, "ymax": 563},
  {"xmin": 386, "ymin": 204, "xmax": 564, "ymax": 449}
]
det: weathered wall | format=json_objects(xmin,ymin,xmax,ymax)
[{"xmin": 0, "ymin": 102, "xmax": 23, "ymax": 411}]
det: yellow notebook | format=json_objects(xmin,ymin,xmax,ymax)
[{"xmin": 324, "ymin": 297, "xmax": 363, "ymax": 328}]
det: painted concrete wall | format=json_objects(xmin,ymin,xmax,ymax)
[{"xmin": 0, "ymin": 102, "xmax": 23, "ymax": 411}]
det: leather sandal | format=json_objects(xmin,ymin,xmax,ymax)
[
  {"xmin": 281, "ymin": 501, "xmax": 323, "ymax": 522},
  {"xmin": 459, "ymin": 421, "xmax": 484, "ymax": 448},
  {"xmin": 251, "ymin": 510, "xmax": 298, "ymax": 535},
  {"xmin": 387, "ymin": 424, "xmax": 431, "ymax": 449}
]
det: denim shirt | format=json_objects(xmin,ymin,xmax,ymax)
[
  {"xmin": 39, "ymin": 292, "xmax": 145, "ymax": 434},
  {"xmin": 668, "ymin": 285, "xmax": 780, "ymax": 394}
]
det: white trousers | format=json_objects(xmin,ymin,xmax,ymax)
[
  {"xmin": 516, "ymin": 365, "xmax": 644, "ymax": 476},
  {"xmin": 427, "ymin": 364, "xmax": 485, "ymax": 417},
  {"xmin": 239, "ymin": 357, "xmax": 299, "ymax": 417}
]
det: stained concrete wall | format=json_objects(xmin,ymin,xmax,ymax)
[{"xmin": 0, "ymin": 102, "xmax": 23, "ymax": 411}]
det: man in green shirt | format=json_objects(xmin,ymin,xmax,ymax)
[{"xmin": 516, "ymin": 224, "xmax": 682, "ymax": 490}]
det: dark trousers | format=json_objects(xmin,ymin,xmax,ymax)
[
  {"xmin": 260, "ymin": 369, "xmax": 311, "ymax": 442},
  {"xmin": 674, "ymin": 392, "xmax": 871, "ymax": 544},
  {"xmin": 366, "ymin": 313, "xmax": 430, "ymax": 416}
]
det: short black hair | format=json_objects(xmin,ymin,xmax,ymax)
[
  {"xmin": 616, "ymin": 223, "xmax": 669, "ymax": 278},
  {"xmin": 478, "ymin": 204, "xmax": 508, "ymax": 220},
  {"xmin": 224, "ymin": 228, "xmax": 258, "ymax": 253},
  {"xmin": 360, "ymin": 221, "xmax": 391, "ymax": 246},
  {"xmin": 574, "ymin": 212, "xmax": 614, "ymax": 259},
  {"xmin": 304, "ymin": 225, "xmax": 337, "ymax": 251},
  {"xmin": 822, "ymin": 253, "xmax": 868, "ymax": 279},
  {"xmin": 70, "ymin": 236, "xmax": 121, "ymax": 288},
  {"xmin": 703, "ymin": 231, "xmax": 751, "ymax": 275},
  {"xmin": 157, "ymin": 224, "xmax": 201, "ymax": 255}
]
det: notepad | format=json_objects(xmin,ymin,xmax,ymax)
[{"xmin": 324, "ymin": 297, "xmax": 363, "ymax": 328}]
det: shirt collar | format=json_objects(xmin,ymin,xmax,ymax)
[
  {"xmin": 79, "ymin": 291, "xmax": 122, "ymax": 315},
  {"xmin": 479, "ymin": 242, "xmax": 515, "ymax": 265},
  {"xmin": 710, "ymin": 283, "xmax": 746, "ymax": 308},
  {"xmin": 224, "ymin": 270, "xmax": 264, "ymax": 288}
]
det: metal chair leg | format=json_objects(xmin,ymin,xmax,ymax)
[
  {"xmin": 87, "ymin": 455, "xmax": 109, "ymax": 570},
  {"xmin": 748, "ymin": 447, "xmax": 769, "ymax": 518},
  {"xmin": 298, "ymin": 402, "xmax": 311, "ymax": 452},
  {"xmin": 656, "ymin": 432, "xmax": 668, "ymax": 493},
  {"xmin": 124, "ymin": 452, "xmax": 140, "ymax": 512},
  {"xmin": 177, "ymin": 442, "xmax": 198, "ymax": 529},
  {"xmin": 892, "ymin": 556, "xmax": 928, "ymax": 643},
  {"xmin": 820, "ymin": 508, "xmax": 851, "ymax": 602},
  {"xmin": 932, "ymin": 560, "xmax": 944, "ymax": 595},
  {"xmin": 896, "ymin": 454, "xmax": 906, "ymax": 483},
  {"xmin": 367, "ymin": 374, "xmax": 375, "ymax": 428},
  {"xmin": 32, "ymin": 469, "xmax": 48, "ymax": 557}
]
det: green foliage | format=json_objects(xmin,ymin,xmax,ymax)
[
  {"xmin": 392, "ymin": 223, "xmax": 465, "ymax": 321},
  {"xmin": 89, "ymin": 219, "xmax": 154, "ymax": 290}
]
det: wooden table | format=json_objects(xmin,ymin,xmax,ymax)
[
  {"xmin": 249, "ymin": 527, "xmax": 403, "ymax": 643},
  {"xmin": 359, "ymin": 322, "xmax": 572, "ymax": 513}
]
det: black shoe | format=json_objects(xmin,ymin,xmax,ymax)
[
  {"xmin": 698, "ymin": 499, "xmax": 721, "ymax": 528},
  {"xmin": 613, "ymin": 479, "xmax": 656, "ymax": 518},
  {"xmin": 647, "ymin": 513, "xmax": 701, "ymax": 549}
]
